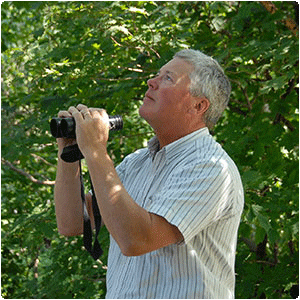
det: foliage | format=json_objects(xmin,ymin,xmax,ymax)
[{"xmin": 2, "ymin": 1, "xmax": 298, "ymax": 298}]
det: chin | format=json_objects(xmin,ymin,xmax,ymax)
[
  {"xmin": 139, "ymin": 105, "xmax": 148, "ymax": 119},
  {"xmin": 139, "ymin": 106, "xmax": 155, "ymax": 127}
]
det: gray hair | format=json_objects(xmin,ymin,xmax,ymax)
[{"xmin": 174, "ymin": 49, "xmax": 231, "ymax": 129}]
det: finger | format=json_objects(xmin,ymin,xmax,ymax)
[
  {"xmin": 58, "ymin": 110, "xmax": 72, "ymax": 118},
  {"xmin": 68, "ymin": 106, "xmax": 81, "ymax": 115},
  {"xmin": 76, "ymin": 104, "xmax": 88, "ymax": 111},
  {"xmin": 81, "ymin": 109, "xmax": 92, "ymax": 119},
  {"xmin": 91, "ymin": 108, "xmax": 108, "ymax": 119},
  {"xmin": 89, "ymin": 107, "xmax": 104, "ymax": 113},
  {"xmin": 90, "ymin": 109, "xmax": 109, "ymax": 126},
  {"xmin": 89, "ymin": 108, "xmax": 104, "ymax": 118},
  {"xmin": 90, "ymin": 109, "xmax": 101, "ymax": 118},
  {"xmin": 92, "ymin": 108, "xmax": 107, "ymax": 117},
  {"xmin": 68, "ymin": 106, "xmax": 83, "ymax": 121}
]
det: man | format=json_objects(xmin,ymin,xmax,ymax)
[{"xmin": 54, "ymin": 49, "xmax": 244, "ymax": 298}]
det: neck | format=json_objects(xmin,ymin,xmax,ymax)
[{"xmin": 154, "ymin": 123, "xmax": 206, "ymax": 149}]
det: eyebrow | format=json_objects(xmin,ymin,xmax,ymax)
[{"xmin": 157, "ymin": 70, "xmax": 175, "ymax": 76}]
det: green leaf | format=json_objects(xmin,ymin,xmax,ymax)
[{"xmin": 2, "ymin": 1, "xmax": 298, "ymax": 299}]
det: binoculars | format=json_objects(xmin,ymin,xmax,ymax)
[{"xmin": 50, "ymin": 115, "xmax": 123, "ymax": 138}]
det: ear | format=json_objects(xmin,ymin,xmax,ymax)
[{"xmin": 194, "ymin": 97, "xmax": 210, "ymax": 115}]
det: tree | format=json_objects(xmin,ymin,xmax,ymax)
[{"xmin": 2, "ymin": 1, "xmax": 298, "ymax": 298}]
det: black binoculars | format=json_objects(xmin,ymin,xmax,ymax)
[{"xmin": 50, "ymin": 115, "xmax": 123, "ymax": 138}]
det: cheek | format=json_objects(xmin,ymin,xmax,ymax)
[
  {"xmin": 158, "ymin": 88, "xmax": 189, "ymax": 112},
  {"xmin": 158, "ymin": 88, "xmax": 178, "ymax": 107}
]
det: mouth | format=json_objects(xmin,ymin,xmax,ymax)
[{"xmin": 144, "ymin": 92, "xmax": 155, "ymax": 102}]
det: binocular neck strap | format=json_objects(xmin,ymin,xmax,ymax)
[
  {"xmin": 79, "ymin": 160, "xmax": 103, "ymax": 260},
  {"xmin": 61, "ymin": 144, "xmax": 84, "ymax": 163}
]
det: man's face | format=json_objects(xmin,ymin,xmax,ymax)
[{"xmin": 139, "ymin": 57, "xmax": 196, "ymax": 131}]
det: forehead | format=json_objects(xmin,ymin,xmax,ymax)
[{"xmin": 160, "ymin": 57, "xmax": 194, "ymax": 76}]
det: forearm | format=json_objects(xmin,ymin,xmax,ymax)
[
  {"xmin": 85, "ymin": 148, "xmax": 154, "ymax": 256},
  {"xmin": 54, "ymin": 154, "xmax": 84, "ymax": 236}
]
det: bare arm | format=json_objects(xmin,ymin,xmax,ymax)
[
  {"xmin": 54, "ymin": 153, "xmax": 96, "ymax": 236},
  {"xmin": 54, "ymin": 151, "xmax": 82, "ymax": 236},
  {"xmin": 54, "ymin": 111, "xmax": 94, "ymax": 236}
]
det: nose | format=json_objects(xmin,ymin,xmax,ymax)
[{"xmin": 147, "ymin": 77, "xmax": 158, "ymax": 90}]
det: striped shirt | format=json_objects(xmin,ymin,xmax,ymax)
[{"xmin": 105, "ymin": 127, "xmax": 244, "ymax": 299}]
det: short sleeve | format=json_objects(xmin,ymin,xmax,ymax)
[{"xmin": 147, "ymin": 158, "xmax": 235, "ymax": 244}]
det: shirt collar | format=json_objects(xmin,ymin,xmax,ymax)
[
  {"xmin": 148, "ymin": 135, "xmax": 160, "ymax": 159},
  {"xmin": 148, "ymin": 127, "xmax": 209, "ymax": 162}
]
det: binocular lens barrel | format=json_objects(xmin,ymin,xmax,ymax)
[
  {"xmin": 50, "ymin": 115, "xmax": 123, "ymax": 138},
  {"xmin": 50, "ymin": 118, "xmax": 64, "ymax": 138}
]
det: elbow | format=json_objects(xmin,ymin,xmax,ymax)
[
  {"xmin": 57, "ymin": 225, "xmax": 82, "ymax": 237},
  {"xmin": 119, "ymin": 240, "xmax": 149, "ymax": 257},
  {"xmin": 56, "ymin": 217, "xmax": 83, "ymax": 237},
  {"xmin": 121, "ymin": 246, "xmax": 141, "ymax": 257},
  {"xmin": 121, "ymin": 247, "xmax": 137, "ymax": 257}
]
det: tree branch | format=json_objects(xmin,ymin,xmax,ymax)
[
  {"xmin": 273, "ymin": 113, "xmax": 295, "ymax": 131},
  {"xmin": 1, "ymin": 158, "xmax": 55, "ymax": 186}
]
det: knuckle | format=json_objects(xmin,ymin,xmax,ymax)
[
  {"xmin": 77, "ymin": 104, "xmax": 87, "ymax": 110},
  {"xmin": 58, "ymin": 110, "xmax": 69, "ymax": 117}
]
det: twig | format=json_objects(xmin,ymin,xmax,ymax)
[
  {"xmin": 31, "ymin": 153, "xmax": 55, "ymax": 166},
  {"xmin": 1, "ymin": 158, "xmax": 55, "ymax": 186},
  {"xmin": 255, "ymin": 260, "xmax": 276, "ymax": 266}
]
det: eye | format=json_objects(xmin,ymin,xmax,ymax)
[
  {"xmin": 164, "ymin": 74, "xmax": 172, "ymax": 81},
  {"xmin": 152, "ymin": 72, "xmax": 173, "ymax": 82}
]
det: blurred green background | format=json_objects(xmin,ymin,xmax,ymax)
[{"xmin": 2, "ymin": 1, "xmax": 298, "ymax": 298}]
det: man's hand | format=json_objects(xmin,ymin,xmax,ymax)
[
  {"xmin": 56, "ymin": 109, "xmax": 76, "ymax": 154},
  {"xmin": 67, "ymin": 104, "xmax": 110, "ymax": 158}
]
